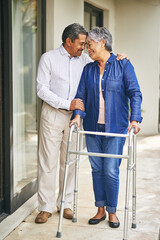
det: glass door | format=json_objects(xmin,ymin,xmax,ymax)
[
  {"xmin": 12, "ymin": 0, "xmax": 38, "ymax": 195},
  {"xmin": 0, "ymin": 0, "xmax": 3, "ymax": 216},
  {"xmin": 0, "ymin": 0, "xmax": 45, "ymax": 215}
]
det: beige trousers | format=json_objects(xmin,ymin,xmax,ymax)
[{"xmin": 38, "ymin": 102, "xmax": 76, "ymax": 213}]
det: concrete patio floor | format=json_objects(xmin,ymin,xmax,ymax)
[{"xmin": 3, "ymin": 134, "xmax": 160, "ymax": 240}]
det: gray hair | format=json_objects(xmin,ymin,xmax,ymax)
[
  {"xmin": 87, "ymin": 27, "xmax": 112, "ymax": 52},
  {"xmin": 62, "ymin": 23, "xmax": 87, "ymax": 43}
]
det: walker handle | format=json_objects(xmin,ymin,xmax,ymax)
[
  {"xmin": 69, "ymin": 123, "xmax": 78, "ymax": 142},
  {"xmin": 129, "ymin": 128, "xmax": 135, "ymax": 146},
  {"xmin": 70, "ymin": 123, "xmax": 77, "ymax": 130}
]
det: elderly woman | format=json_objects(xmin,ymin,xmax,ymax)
[{"xmin": 70, "ymin": 27, "xmax": 142, "ymax": 228}]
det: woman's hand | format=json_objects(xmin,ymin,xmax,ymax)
[
  {"xmin": 128, "ymin": 121, "xmax": 140, "ymax": 134},
  {"xmin": 69, "ymin": 115, "xmax": 81, "ymax": 129}
]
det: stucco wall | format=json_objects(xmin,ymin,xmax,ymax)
[
  {"xmin": 115, "ymin": 0, "xmax": 160, "ymax": 134},
  {"xmin": 46, "ymin": 0, "xmax": 115, "ymax": 50},
  {"xmin": 46, "ymin": 0, "xmax": 84, "ymax": 50},
  {"xmin": 46, "ymin": 0, "xmax": 160, "ymax": 134}
]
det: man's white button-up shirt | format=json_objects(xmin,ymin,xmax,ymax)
[{"xmin": 37, "ymin": 44, "xmax": 91, "ymax": 110}]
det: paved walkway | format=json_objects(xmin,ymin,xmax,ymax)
[{"xmin": 4, "ymin": 134, "xmax": 160, "ymax": 240}]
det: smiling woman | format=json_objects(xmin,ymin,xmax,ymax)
[{"xmin": 70, "ymin": 26, "xmax": 142, "ymax": 228}]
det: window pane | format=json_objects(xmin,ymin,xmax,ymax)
[
  {"xmin": 84, "ymin": 2, "xmax": 103, "ymax": 31},
  {"xmin": 12, "ymin": 0, "xmax": 38, "ymax": 194},
  {"xmin": 92, "ymin": 15, "xmax": 96, "ymax": 28},
  {"xmin": 84, "ymin": 11, "xmax": 90, "ymax": 32}
]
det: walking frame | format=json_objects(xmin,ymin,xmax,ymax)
[{"xmin": 56, "ymin": 123, "xmax": 137, "ymax": 240}]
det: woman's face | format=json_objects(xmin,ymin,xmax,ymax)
[{"xmin": 87, "ymin": 39, "xmax": 103, "ymax": 60}]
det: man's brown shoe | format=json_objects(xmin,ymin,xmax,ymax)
[
  {"xmin": 63, "ymin": 208, "xmax": 73, "ymax": 219},
  {"xmin": 35, "ymin": 211, "xmax": 52, "ymax": 224},
  {"xmin": 57, "ymin": 208, "xmax": 73, "ymax": 219}
]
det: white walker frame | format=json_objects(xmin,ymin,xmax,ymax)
[{"xmin": 56, "ymin": 124, "xmax": 137, "ymax": 240}]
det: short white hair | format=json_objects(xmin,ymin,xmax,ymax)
[{"xmin": 87, "ymin": 27, "xmax": 112, "ymax": 51}]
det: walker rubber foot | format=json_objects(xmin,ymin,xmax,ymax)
[
  {"xmin": 72, "ymin": 218, "xmax": 77, "ymax": 223},
  {"xmin": 56, "ymin": 232, "xmax": 62, "ymax": 238},
  {"xmin": 132, "ymin": 223, "xmax": 137, "ymax": 229}
]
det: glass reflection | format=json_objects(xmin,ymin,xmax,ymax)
[{"xmin": 12, "ymin": 0, "xmax": 38, "ymax": 194}]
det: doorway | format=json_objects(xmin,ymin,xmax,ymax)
[{"xmin": 84, "ymin": 2, "xmax": 103, "ymax": 32}]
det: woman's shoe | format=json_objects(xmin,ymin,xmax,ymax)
[
  {"xmin": 88, "ymin": 214, "xmax": 106, "ymax": 225},
  {"xmin": 109, "ymin": 218, "xmax": 120, "ymax": 228}
]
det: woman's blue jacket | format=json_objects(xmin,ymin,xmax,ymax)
[{"xmin": 73, "ymin": 53, "xmax": 143, "ymax": 133}]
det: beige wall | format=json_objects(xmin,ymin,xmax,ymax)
[
  {"xmin": 46, "ymin": 0, "xmax": 84, "ymax": 50},
  {"xmin": 46, "ymin": 0, "xmax": 115, "ymax": 50},
  {"xmin": 115, "ymin": 0, "xmax": 160, "ymax": 134},
  {"xmin": 46, "ymin": 0, "xmax": 54, "ymax": 51},
  {"xmin": 46, "ymin": 0, "xmax": 160, "ymax": 134}
]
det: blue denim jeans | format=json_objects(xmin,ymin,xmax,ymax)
[{"xmin": 85, "ymin": 124, "xmax": 126, "ymax": 213}]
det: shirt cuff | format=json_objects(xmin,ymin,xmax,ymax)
[
  {"xmin": 73, "ymin": 110, "xmax": 86, "ymax": 119},
  {"xmin": 130, "ymin": 115, "xmax": 143, "ymax": 123},
  {"xmin": 62, "ymin": 99, "xmax": 71, "ymax": 110}
]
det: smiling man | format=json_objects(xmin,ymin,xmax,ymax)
[{"xmin": 35, "ymin": 23, "xmax": 91, "ymax": 224}]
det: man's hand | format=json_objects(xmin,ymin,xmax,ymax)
[
  {"xmin": 69, "ymin": 115, "xmax": 81, "ymax": 129},
  {"xmin": 128, "ymin": 121, "xmax": 140, "ymax": 134},
  {"xmin": 70, "ymin": 99, "xmax": 84, "ymax": 111},
  {"xmin": 117, "ymin": 53, "xmax": 130, "ymax": 61}
]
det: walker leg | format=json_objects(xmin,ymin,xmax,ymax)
[
  {"xmin": 72, "ymin": 132, "xmax": 80, "ymax": 223},
  {"xmin": 56, "ymin": 124, "xmax": 77, "ymax": 237},
  {"xmin": 72, "ymin": 165, "xmax": 78, "ymax": 222},
  {"xmin": 56, "ymin": 140, "xmax": 72, "ymax": 238},
  {"xmin": 123, "ymin": 144, "xmax": 133, "ymax": 240},
  {"xmin": 132, "ymin": 134, "xmax": 136, "ymax": 229}
]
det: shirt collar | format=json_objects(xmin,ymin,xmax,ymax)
[
  {"xmin": 59, "ymin": 44, "xmax": 70, "ymax": 57},
  {"xmin": 95, "ymin": 52, "xmax": 116, "ymax": 66},
  {"xmin": 59, "ymin": 44, "xmax": 80, "ymax": 59},
  {"xmin": 107, "ymin": 53, "xmax": 116, "ymax": 63}
]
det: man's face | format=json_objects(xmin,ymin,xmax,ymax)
[{"xmin": 69, "ymin": 34, "xmax": 87, "ymax": 57}]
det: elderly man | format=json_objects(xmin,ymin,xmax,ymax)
[
  {"xmin": 35, "ymin": 23, "xmax": 90, "ymax": 223},
  {"xmin": 35, "ymin": 23, "xmax": 127, "ymax": 224}
]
